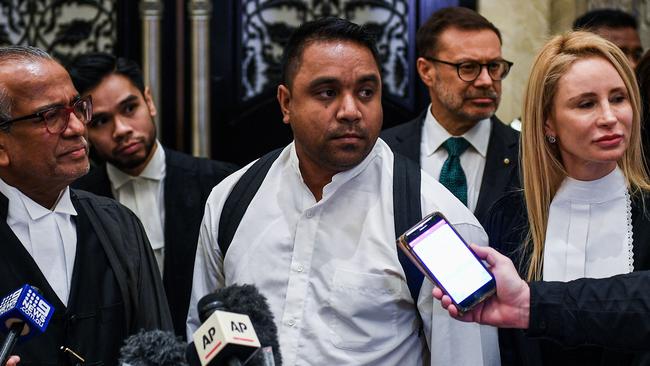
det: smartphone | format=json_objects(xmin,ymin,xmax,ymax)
[{"xmin": 397, "ymin": 212, "xmax": 495, "ymax": 314}]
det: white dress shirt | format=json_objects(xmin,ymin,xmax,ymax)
[
  {"xmin": 188, "ymin": 139, "xmax": 499, "ymax": 365},
  {"xmin": 421, "ymin": 106, "xmax": 491, "ymax": 213},
  {"xmin": 0, "ymin": 178, "xmax": 77, "ymax": 305},
  {"xmin": 107, "ymin": 140, "xmax": 166, "ymax": 274},
  {"xmin": 544, "ymin": 167, "xmax": 632, "ymax": 281}
]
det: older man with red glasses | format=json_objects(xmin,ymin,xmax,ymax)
[{"xmin": 0, "ymin": 45, "xmax": 171, "ymax": 366}]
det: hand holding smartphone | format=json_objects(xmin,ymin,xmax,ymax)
[{"xmin": 397, "ymin": 212, "xmax": 495, "ymax": 314}]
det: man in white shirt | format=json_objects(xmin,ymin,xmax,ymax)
[
  {"xmin": 382, "ymin": 7, "xmax": 520, "ymax": 228},
  {"xmin": 187, "ymin": 17, "xmax": 499, "ymax": 365},
  {"xmin": 0, "ymin": 45, "xmax": 171, "ymax": 365},
  {"xmin": 66, "ymin": 53, "xmax": 237, "ymax": 336}
]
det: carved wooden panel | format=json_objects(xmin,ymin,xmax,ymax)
[
  {"xmin": 240, "ymin": 0, "xmax": 412, "ymax": 102},
  {"xmin": 0, "ymin": 0, "xmax": 116, "ymax": 63}
]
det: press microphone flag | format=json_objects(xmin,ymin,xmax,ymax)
[
  {"xmin": 197, "ymin": 284, "xmax": 282, "ymax": 366},
  {"xmin": 192, "ymin": 310, "xmax": 260, "ymax": 366},
  {"xmin": 0, "ymin": 285, "xmax": 54, "ymax": 364},
  {"xmin": 0, "ymin": 285, "xmax": 53, "ymax": 339}
]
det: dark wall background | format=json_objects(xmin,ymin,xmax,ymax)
[
  {"xmin": 0, "ymin": 0, "xmax": 476, "ymax": 166},
  {"xmin": 206, "ymin": 0, "xmax": 476, "ymax": 166}
]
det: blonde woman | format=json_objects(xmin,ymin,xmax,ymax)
[{"xmin": 487, "ymin": 31, "xmax": 650, "ymax": 365}]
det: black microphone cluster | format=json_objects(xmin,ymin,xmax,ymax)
[
  {"xmin": 120, "ymin": 284, "xmax": 281, "ymax": 366},
  {"xmin": 119, "ymin": 329, "xmax": 188, "ymax": 366}
]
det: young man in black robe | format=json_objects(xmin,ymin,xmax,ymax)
[
  {"xmin": 66, "ymin": 53, "xmax": 237, "ymax": 337},
  {"xmin": 0, "ymin": 46, "xmax": 172, "ymax": 365}
]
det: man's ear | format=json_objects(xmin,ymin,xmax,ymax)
[
  {"xmin": 0, "ymin": 133, "xmax": 11, "ymax": 167},
  {"xmin": 143, "ymin": 86, "xmax": 158, "ymax": 118},
  {"xmin": 416, "ymin": 57, "xmax": 436, "ymax": 88},
  {"xmin": 277, "ymin": 84, "xmax": 291, "ymax": 125}
]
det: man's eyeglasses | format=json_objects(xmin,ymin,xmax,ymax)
[
  {"xmin": 0, "ymin": 95, "xmax": 93, "ymax": 134},
  {"xmin": 424, "ymin": 57, "xmax": 514, "ymax": 82}
]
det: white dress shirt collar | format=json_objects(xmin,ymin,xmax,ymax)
[
  {"xmin": 0, "ymin": 177, "xmax": 78, "ymax": 305},
  {"xmin": 422, "ymin": 105, "xmax": 491, "ymax": 158},
  {"xmin": 107, "ymin": 140, "xmax": 166, "ymax": 188},
  {"xmin": 553, "ymin": 167, "xmax": 627, "ymax": 203},
  {"xmin": 0, "ymin": 177, "xmax": 77, "ymax": 217},
  {"xmin": 288, "ymin": 141, "xmax": 381, "ymax": 201},
  {"xmin": 105, "ymin": 140, "xmax": 166, "ymax": 275}
]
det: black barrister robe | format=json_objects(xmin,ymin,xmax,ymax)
[
  {"xmin": 0, "ymin": 189, "xmax": 172, "ymax": 365},
  {"xmin": 487, "ymin": 190, "xmax": 650, "ymax": 366}
]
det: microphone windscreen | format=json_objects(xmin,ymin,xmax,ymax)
[
  {"xmin": 119, "ymin": 329, "xmax": 188, "ymax": 366},
  {"xmin": 210, "ymin": 284, "xmax": 281, "ymax": 366}
]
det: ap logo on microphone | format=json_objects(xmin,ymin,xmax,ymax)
[{"xmin": 193, "ymin": 310, "xmax": 261, "ymax": 366}]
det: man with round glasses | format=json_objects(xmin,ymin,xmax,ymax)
[
  {"xmin": 383, "ymin": 6, "xmax": 520, "ymax": 229},
  {"xmin": 0, "ymin": 45, "xmax": 171, "ymax": 365}
]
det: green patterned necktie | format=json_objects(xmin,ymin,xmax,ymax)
[{"xmin": 439, "ymin": 137, "xmax": 470, "ymax": 205}]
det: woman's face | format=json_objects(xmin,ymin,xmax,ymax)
[{"xmin": 546, "ymin": 56, "xmax": 633, "ymax": 180}]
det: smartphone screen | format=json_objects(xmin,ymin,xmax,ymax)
[{"xmin": 404, "ymin": 213, "xmax": 494, "ymax": 309}]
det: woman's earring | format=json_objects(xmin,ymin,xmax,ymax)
[{"xmin": 546, "ymin": 135, "xmax": 557, "ymax": 144}]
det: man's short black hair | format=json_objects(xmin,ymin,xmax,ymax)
[
  {"xmin": 66, "ymin": 52, "xmax": 145, "ymax": 95},
  {"xmin": 416, "ymin": 7, "xmax": 502, "ymax": 58},
  {"xmin": 573, "ymin": 8, "xmax": 638, "ymax": 31},
  {"xmin": 280, "ymin": 17, "xmax": 381, "ymax": 87}
]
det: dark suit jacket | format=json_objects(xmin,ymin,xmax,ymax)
[
  {"xmin": 381, "ymin": 111, "xmax": 520, "ymax": 227},
  {"xmin": 72, "ymin": 147, "xmax": 237, "ymax": 337}
]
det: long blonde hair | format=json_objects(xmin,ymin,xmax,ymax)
[{"xmin": 521, "ymin": 31, "xmax": 650, "ymax": 281}]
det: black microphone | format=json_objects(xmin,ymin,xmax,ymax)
[
  {"xmin": 119, "ymin": 329, "xmax": 188, "ymax": 366},
  {"xmin": 0, "ymin": 285, "xmax": 54, "ymax": 365},
  {"xmin": 188, "ymin": 284, "xmax": 281, "ymax": 366}
]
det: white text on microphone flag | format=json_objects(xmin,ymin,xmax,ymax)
[
  {"xmin": 0, "ymin": 285, "xmax": 54, "ymax": 337},
  {"xmin": 192, "ymin": 310, "xmax": 260, "ymax": 365}
]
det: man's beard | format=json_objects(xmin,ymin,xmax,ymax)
[
  {"xmin": 110, "ymin": 137, "xmax": 155, "ymax": 171},
  {"xmin": 434, "ymin": 76, "xmax": 500, "ymax": 122}
]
